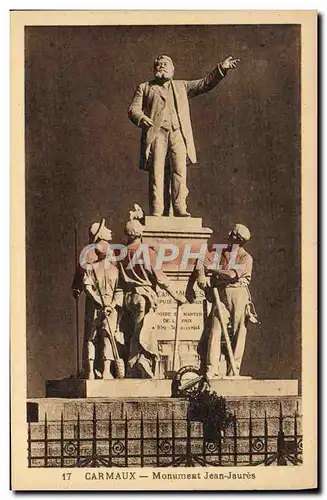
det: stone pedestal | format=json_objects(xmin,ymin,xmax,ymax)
[
  {"xmin": 142, "ymin": 215, "xmax": 212, "ymax": 276},
  {"xmin": 28, "ymin": 393, "xmax": 302, "ymax": 422},
  {"xmin": 45, "ymin": 378, "xmax": 299, "ymax": 399},
  {"xmin": 142, "ymin": 216, "xmax": 213, "ymax": 376}
]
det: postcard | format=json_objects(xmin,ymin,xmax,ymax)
[{"xmin": 11, "ymin": 10, "xmax": 317, "ymax": 490}]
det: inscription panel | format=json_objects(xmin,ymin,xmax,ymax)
[{"xmin": 155, "ymin": 282, "xmax": 208, "ymax": 341}]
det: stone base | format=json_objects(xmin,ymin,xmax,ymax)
[
  {"xmin": 28, "ymin": 394, "xmax": 301, "ymax": 423},
  {"xmin": 46, "ymin": 378, "xmax": 298, "ymax": 399}
]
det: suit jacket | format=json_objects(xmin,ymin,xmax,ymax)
[{"xmin": 128, "ymin": 64, "xmax": 227, "ymax": 171}]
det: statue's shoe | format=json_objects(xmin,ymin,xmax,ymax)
[{"xmin": 175, "ymin": 211, "xmax": 191, "ymax": 217}]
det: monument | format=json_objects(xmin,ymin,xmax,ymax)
[
  {"xmin": 19, "ymin": 18, "xmax": 309, "ymax": 477},
  {"xmin": 45, "ymin": 54, "xmax": 298, "ymax": 399}
]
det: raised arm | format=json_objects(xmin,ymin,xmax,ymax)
[{"xmin": 185, "ymin": 56, "xmax": 240, "ymax": 98}]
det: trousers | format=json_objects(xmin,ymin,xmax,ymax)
[
  {"xmin": 148, "ymin": 127, "xmax": 188, "ymax": 216},
  {"xmin": 86, "ymin": 309, "xmax": 118, "ymax": 362},
  {"xmin": 206, "ymin": 287, "xmax": 249, "ymax": 376}
]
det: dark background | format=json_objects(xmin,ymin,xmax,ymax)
[{"xmin": 25, "ymin": 25, "xmax": 301, "ymax": 397}]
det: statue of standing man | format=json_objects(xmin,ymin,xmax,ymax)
[{"xmin": 128, "ymin": 54, "xmax": 239, "ymax": 217}]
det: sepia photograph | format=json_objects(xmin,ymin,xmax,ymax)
[{"xmin": 10, "ymin": 10, "xmax": 317, "ymax": 490}]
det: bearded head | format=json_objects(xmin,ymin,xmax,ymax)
[{"xmin": 153, "ymin": 55, "xmax": 174, "ymax": 81}]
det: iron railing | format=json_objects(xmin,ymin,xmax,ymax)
[{"xmin": 28, "ymin": 404, "xmax": 302, "ymax": 468}]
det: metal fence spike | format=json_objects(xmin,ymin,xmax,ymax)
[{"xmin": 27, "ymin": 404, "xmax": 302, "ymax": 468}]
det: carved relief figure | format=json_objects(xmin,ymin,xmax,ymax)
[
  {"xmin": 72, "ymin": 219, "xmax": 124, "ymax": 379},
  {"xmin": 119, "ymin": 209, "xmax": 186, "ymax": 378},
  {"xmin": 196, "ymin": 224, "xmax": 258, "ymax": 378}
]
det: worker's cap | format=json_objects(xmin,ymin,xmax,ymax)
[
  {"xmin": 89, "ymin": 218, "xmax": 112, "ymax": 243},
  {"xmin": 229, "ymin": 223, "xmax": 251, "ymax": 243}
]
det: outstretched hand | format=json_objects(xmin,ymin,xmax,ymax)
[{"xmin": 221, "ymin": 56, "xmax": 240, "ymax": 70}]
